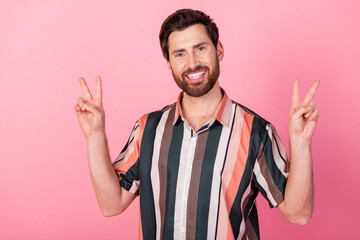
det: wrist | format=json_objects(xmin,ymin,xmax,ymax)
[
  {"xmin": 289, "ymin": 137, "xmax": 312, "ymax": 156},
  {"xmin": 289, "ymin": 132, "xmax": 312, "ymax": 145},
  {"xmin": 86, "ymin": 131, "xmax": 107, "ymax": 144}
]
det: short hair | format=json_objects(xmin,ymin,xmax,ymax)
[{"xmin": 159, "ymin": 9, "xmax": 219, "ymax": 61}]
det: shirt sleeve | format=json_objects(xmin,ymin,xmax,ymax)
[
  {"xmin": 253, "ymin": 123, "xmax": 290, "ymax": 208},
  {"xmin": 113, "ymin": 118, "xmax": 143, "ymax": 195}
]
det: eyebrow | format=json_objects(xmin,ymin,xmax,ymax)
[{"xmin": 171, "ymin": 42, "xmax": 209, "ymax": 55}]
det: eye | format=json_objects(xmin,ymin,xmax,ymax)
[
  {"xmin": 197, "ymin": 46, "xmax": 206, "ymax": 52},
  {"xmin": 175, "ymin": 52, "xmax": 184, "ymax": 58}
]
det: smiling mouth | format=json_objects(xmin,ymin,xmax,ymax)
[{"xmin": 185, "ymin": 70, "xmax": 207, "ymax": 80}]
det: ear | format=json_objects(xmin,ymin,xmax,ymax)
[{"xmin": 216, "ymin": 41, "xmax": 224, "ymax": 62}]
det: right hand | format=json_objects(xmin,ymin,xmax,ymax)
[{"xmin": 74, "ymin": 76, "xmax": 105, "ymax": 139}]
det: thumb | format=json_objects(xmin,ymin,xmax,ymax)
[
  {"xmin": 291, "ymin": 105, "xmax": 312, "ymax": 120},
  {"xmin": 82, "ymin": 103, "xmax": 100, "ymax": 115}
]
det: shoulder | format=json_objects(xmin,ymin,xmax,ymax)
[
  {"xmin": 136, "ymin": 102, "xmax": 177, "ymax": 129},
  {"xmin": 231, "ymin": 100, "xmax": 271, "ymax": 137}
]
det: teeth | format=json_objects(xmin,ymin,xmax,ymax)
[{"xmin": 187, "ymin": 71, "xmax": 205, "ymax": 79}]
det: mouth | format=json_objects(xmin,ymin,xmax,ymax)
[{"xmin": 184, "ymin": 69, "xmax": 207, "ymax": 82}]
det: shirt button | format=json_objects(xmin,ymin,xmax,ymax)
[
  {"xmin": 183, "ymin": 196, "xmax": 187, "ymax": 201},
  {"xmin": 181, "ymin": 227, "xmax": 185, "ymax": 233},
  {"xmin": 188, "ymin": 165, "xmax": 192, "ymax": 170}
]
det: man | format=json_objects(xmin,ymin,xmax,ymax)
[{"xmin": 74, "ymin": 9, "xmax": 319, "ymax": 240}]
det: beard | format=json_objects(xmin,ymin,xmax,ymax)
[{"xmin": 172, "ymin": 58, "xmax": 220, "ymax": 97}]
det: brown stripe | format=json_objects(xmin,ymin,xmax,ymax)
[
  {"xmin": 270, "ymin": 124, "xmax": 290, "ymax": 172},
  {"xmin": 186, "ymin": 131, "xmax": 209, "ymax": 240},
  {"xmin": 244, "ymin": 217, "xmax": 258, "ymax": 240},
  {"xmin": 158, "ymin": 104, "xmax": 176, "ymax": 239},
  {"xmin": 241, "ymin": 181, "xmax": 255, "ymax": 224}
]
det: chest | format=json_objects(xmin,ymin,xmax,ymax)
[
  {"xmin": 185, "ymin": 115, "xmax": 213, "ymax": 132},
  {"xmin": 136, "ymin": 108, "xmax": 261, "ymax": 239}
]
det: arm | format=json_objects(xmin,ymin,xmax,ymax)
[
  {"xmin": 277, "ymin": 79, "xmax": 320, "ymax": 225},
  {"xmin": 74, "ymin": 76, "xmax": 136, "ymax": 217}
]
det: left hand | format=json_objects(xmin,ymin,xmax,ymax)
[{"xmin": 288, "ymin": 79, "xmax": 320, "ymax": 143}]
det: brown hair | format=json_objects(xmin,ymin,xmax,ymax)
[{"xmin": 159, "ymin": 9, "xmax": 219, "ymax": 61}]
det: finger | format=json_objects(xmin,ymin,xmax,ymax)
[
  {"xmin": 74, "ymin": 103, "xmax": 81, "ymax": 111},
  {"xmin": 82, "ymin": 102, "xmax": 101, "ymax": 116},
  {"xmin": 303, "ymin": 118, "xmax": 318, "ymax": 139},
  {"xmin": 304, "ymin": 101, "xmax": 316, "ymax": 118},
  {"xmin": 94, "ymin": 76, "xmax": 102, "ymax": 103},
  {"xmin": 303, "ymin": 80, "xmax": 320, "ymax": 104},
  {"xmin": 79, "ymin": 77, "xmax": 93, "ymax": 101},
  {"xmin": 291, "ymin": 79, "xmax": 300, "ymax": 106},
  {"xmin": 74, "ymin": 104, "xmax": 83, "ymax": 117},
  {"xmin": 77, "ymin": 97, "xmax": 86, "ymax": 110},
  {"xmin": 292, "ymin": 105, "xmax": 313, "ymax": 120},
  {"xmin": 309, "ymin": 109, "xmax": 320, "ymax": 121}
]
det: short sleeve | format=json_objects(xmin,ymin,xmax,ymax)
[
  {"xmin": 253, "ymin": 123, "xmax": 290, "ymax": 208},
  {"xmin": 113, "ymin": 119, "xmax": 142, "ymax": 195}
]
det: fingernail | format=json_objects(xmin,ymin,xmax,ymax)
[{"xmin": 83, "ymin": 104, "xmax": 88, "ymax": 109}]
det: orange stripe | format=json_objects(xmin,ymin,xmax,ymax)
[
  {"xmin": 138, "ymin": 114, "xmax": 148, "ymax": 150},
  {"xmin": 215, "ymin": 92, "xmax": 228, "ymax": 122},
  {"xmin": 226, "ymin": 221, "xmax": 235, "ymax": 240},
  {"xmin": 225, "ymin": 112, "xmax": 253, "ymax": 239},
  {"xmin": 115, "ymin": 114, "xmax": 148, "ymax": 176}
]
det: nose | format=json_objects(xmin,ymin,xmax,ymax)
[{"xmin": 187, "ymin": 52, "xmax": 200, "ymax": 70}]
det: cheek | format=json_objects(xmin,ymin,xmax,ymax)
[
  {"xmin": 172, "ymin": 63, "xmax": 186, "ymax": 75},
  {"xmin": 199, "ymin": 54, "xmax": 215, "ymax": 65}
]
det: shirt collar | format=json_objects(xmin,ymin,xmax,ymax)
[{"xmin": 173, "ymin": 88, "xmax": 232, "ymax": 128}]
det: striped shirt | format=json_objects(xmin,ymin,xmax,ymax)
[{"xmin": 113, "ymin": 90, "xmax": 289, "ymax": 240}]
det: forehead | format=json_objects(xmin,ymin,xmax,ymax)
[{"xmin": 168, "ymin": 24, "xmax": 212, "ymax": 52}]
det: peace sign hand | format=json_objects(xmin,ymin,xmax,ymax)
[
  {"xmin": 74, "ymin": 76, "xmax": 105, "ymax": 139},
  {"xmin": 288, "ymin": 79, "xmax": 320, "ymax": 143}
]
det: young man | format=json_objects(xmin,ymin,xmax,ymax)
[{"xmin": 74, "ymin": 9, "xmax": 319, "ymax": 240}]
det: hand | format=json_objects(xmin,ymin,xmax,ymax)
[
  {"xmin": 288, "ymin": 79, "xmax": 320, "ymax": 143},
  {"xmin": 74, "ymin": 76, "xmax": 105, "ymax": 139}
]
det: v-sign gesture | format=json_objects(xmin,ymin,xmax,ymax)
[
  {"xmin": 74, "ymin": 76, "xmax": 105, "ymax": 139},
  {"xmin": 288, "ymin": 79, "xmax": 320, "ymax": 143},
  {"xmin": 277, "ymin": 79, "xmax": 319, "ymax": 224}
]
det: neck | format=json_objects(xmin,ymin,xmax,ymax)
[{"xmin": 181, "ymin": 81, "xmax": 223, "ymax": 130}]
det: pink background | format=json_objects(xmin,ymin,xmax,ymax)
[{"xmin": 1, "ymin": 0, "xmax": 359, "ymax": 239}]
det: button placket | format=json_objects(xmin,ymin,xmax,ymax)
[{"xmin": 178, "ymin": 134, "xmax": 197, "ymax": 238}]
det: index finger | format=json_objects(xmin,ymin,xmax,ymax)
[
  {"xmin": 303, "ymin": 80, "xmax": 320, "ymax": 104},
  {"xmin": 291, "ymin": 78, "xmax": 300, "ymax": 105},
  {"xmin": 79, "ymin": 77, "xmax": 93, "ymax": 101},
  {"xmin": 94, "ymin": 76, "xmax": 102, "ymax": 103}
]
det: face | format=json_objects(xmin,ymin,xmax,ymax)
[{"xmin": 167, "ymin": 24, "xmax": 224, "ymax": 97}]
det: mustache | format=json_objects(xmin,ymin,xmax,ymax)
[{"xmin": 182, "ymin": 65, "xmax": 209, "ymax": 76}]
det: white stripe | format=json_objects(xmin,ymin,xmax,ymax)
[
  {"xmin": 150, "ymin": 110, "xmax": 170, "ymax": 240},
  {"xmin": 265, "ymin": 125, "xmax": 289, "ymax": 178},
  {"xmin": 129, "ymin": 180, "xmax": 140, "ymax": 194},
  {"xmin": 216, "ymin": 105, "xmax": 245, "ymax": 239},
  {"xmin": 207, "ymin": 103, "xmax": 236, "ymax": 239},
  {"xmin": 173, "ymin": 123, "xmax": 193, "ymax": 240},
  {"xmin": 253, "ymin": 160, "xmax": 277, "ymax": 206},
  {"xmin": 238, "ymin": 181, "xmax": 252, "ymax": 239},
  {"xmin": 220, "ymin": 106, "xmax": 244, "ymax": 197}
]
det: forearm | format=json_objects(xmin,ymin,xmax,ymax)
[
  {"xmin": 86, "ymin": 131, "xmax": 124, "ymax": 216},
  {"xmin": 282, "ymin": 139, "xmax": 314, "ymax": 224}
]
